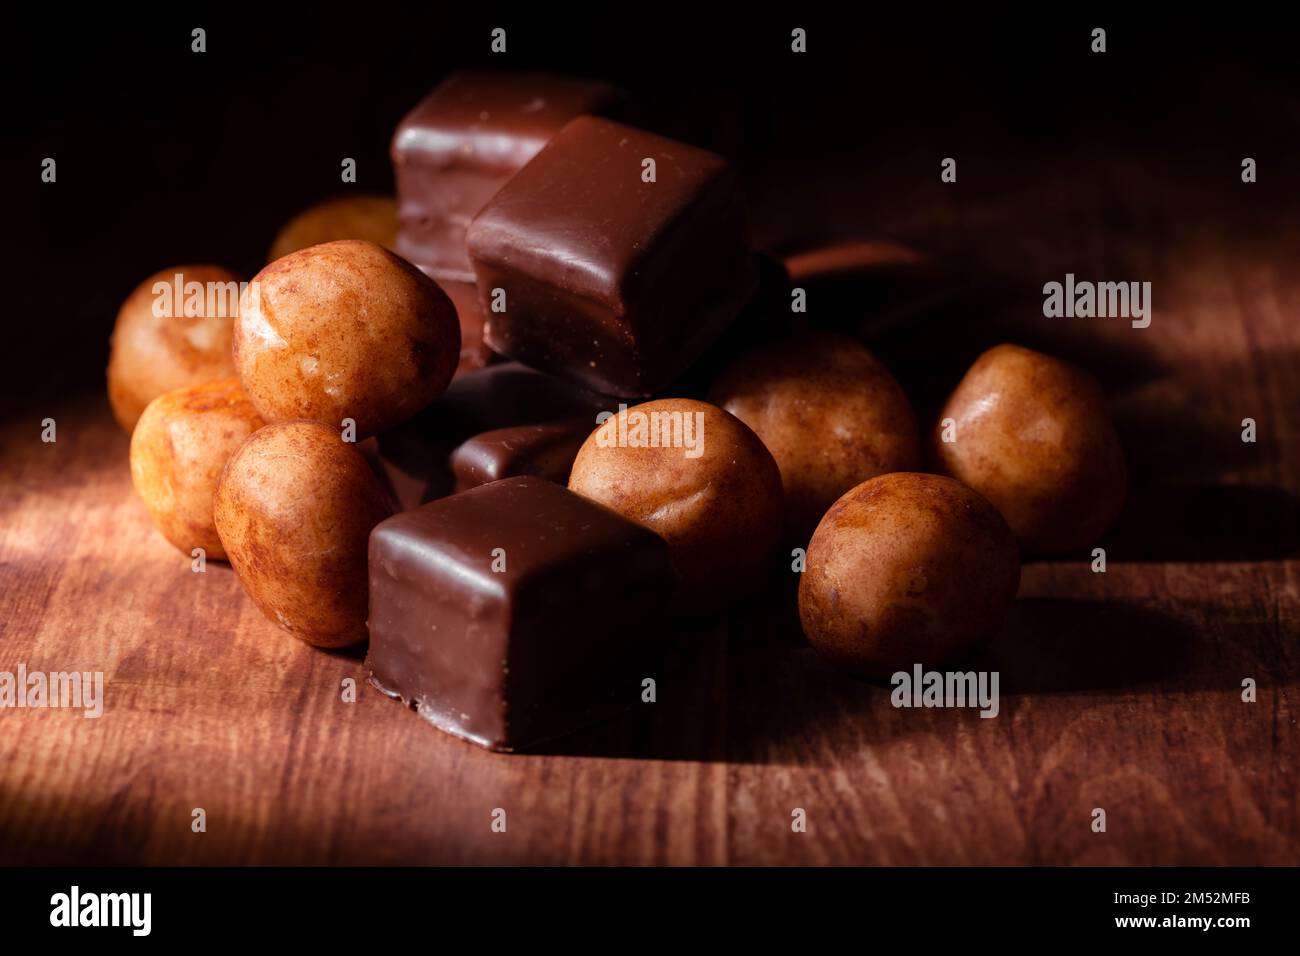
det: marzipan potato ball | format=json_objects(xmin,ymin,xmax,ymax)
[
  {"xmin": 129, "ymin": 378, "xmax": 265, "ymax": 560},
  {"xmin": 799, "ymin": 472, "xmax": 1020, "ymax": 678},
  {"xmin": 929, "ymin": 343, "xmax": 1128, "ymax": 553},
  {"xmin": 214, "ymin": 420, "xmax": 394, "ymax": 647},
  {"xmin": 234, "ymin": 240, "xmax": 460, "ymax": 439},
  {"xmin": 568, "ymin": 398, "xmax": 783, "ymax": 614},
  {"xmin": 267, "ymin": 195, "xmax": 398, "ymax": 262},
  {"xmin": 107, "ymin": 264, "xmax": 242, "ymax": 432},
  {"xmin": 708, "ymin": 330, "xmax": 921, "ymax": 542}
]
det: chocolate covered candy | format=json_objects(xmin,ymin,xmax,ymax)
[
  {"xmin": 375, "ymin": 362, "xmax": 607, "ymax": 508},
  {"xmin": 366, "ymin": 477, "xmax": 677, "ymax": 751},
  {"xmin": 467, "ymin": 116, "xmax": 758, "ymax": 397},
  {"xmin": 392, "ymin": 72, "xmax": 622, "ymax": 281},
  {"xmin": 418, "ymin": 361, "xmax": 607, "ymax": 441},
  {"xmin": 436, "ymin": 278, "xmax": 496, "ymax": 377},
  {"xmin": 450, "ymin": 418, "xmax": 592, "ymax": 492}
]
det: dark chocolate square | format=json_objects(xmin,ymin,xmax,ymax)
[
  {"xmin": 374, "ymin": 362, "xmax": 607, "ymax": 507},
  {"xmin": 466, "ymin": 116, "xmax": 758, "ymax": 397},
  {"xmin": 391, "ymin": 72, "xmax": 623, "ymax": 281},
  {"xmin": 366, "ymin": 477, "xmax": 676, "ymax": 751},
  {"xmin": 450, "ymin": 418, "xmax": 593, "ymax": 492}
]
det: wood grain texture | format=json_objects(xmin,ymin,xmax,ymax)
[{"xmin": 2, "ymin": 146, "xmax": 1298, "ymax": 866}]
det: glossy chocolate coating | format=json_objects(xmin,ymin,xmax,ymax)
[
  {"xmin": 392, "ymin": 72, "xmax": 622, "ymax": 281},
  {"xmin": 451, "ymin": 417, "xmax": 592, "ymax": 491},
  {"xmin": 467, "ymin": 116, "xmax": 757, "ymax": 397},
  {"xmin": 375, "ymin": 362, "xmax": 608, "ymax": 508},
  {"xmin": 435, "ymin": 278, "xmax": 497, "ymax": 378},
  {"xmin": 366, "ymin": 477, "xmax": 677, "ymax": 751}
]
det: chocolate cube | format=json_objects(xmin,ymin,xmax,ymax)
[
  {"xmin": 391, "ymin": 72, "xmax": 622, "ymax": 281},
  {"xmin": 467, "ymin": 116, "xmax": 758, "ymax": 397},
  {"xmin": 450, "ymin": 418, "xmax": 593, "ymax": 492},
  {"xmin": 366, "ymin": 477, "xmax": 676, "ymax": 751},
  {"xmin": 374, "ymin": 362, "xmax": 607, "ymax": 507}
]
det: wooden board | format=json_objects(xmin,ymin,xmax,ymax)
[{"xmin": 2, "ymin": 138, "xmax": 1298, "ymax": 866}]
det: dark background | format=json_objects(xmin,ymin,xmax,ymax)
[
  {"xmin": 3, "ymin": 3, "xmax": 1297, "ymax": 406},
  {"xmin": 2, "ymin": 3, "xmax": 1299, "ymax": 870}
]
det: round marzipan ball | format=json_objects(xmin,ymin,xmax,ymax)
[
  {"xmin": 929, "ymin": 343, "xmax": 1128, "ymax": 553},
  {"xmin": 568, "ymin": 398, "xmax": 783, "ymax": 614},
  {"xmin": 107, "ymin": 265, "xmax": 242, "ymax": 432},
  {"xmin": 267, "ymin": 195, "xmax": 397, "ymax": 263},
  {"xmin": 214, "ymin": 420, "xmax": 394, "ymax": 647},
  {"xmin": 129, "ymin": 378, "xmax": 265, "ymax": 560},
  {"xmin": 234, "ymin": 240, "xmax": 460, "ymax": 439},
  {"xmin": 799, "ymin": 472, "xmax": 1020, "ymax": 678},
  {"xmin": 708, "ymin": 330, "xmax": 921, "ymax": 542}
]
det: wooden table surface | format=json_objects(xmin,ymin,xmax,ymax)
[{"xmin": 3, "ymin": 126, "xmax": 1299, "ymax": 865}]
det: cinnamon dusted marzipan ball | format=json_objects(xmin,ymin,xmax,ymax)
[
  {"xmin": 267, "ymin": 195, "xmax": 398, "ymax": 262},
  {"xmin": 929, "ymin": 343, "xmax": 1127, "ymax": 553},
  {"xmin": 568, "ymin": 398, "xmax": 783, "ymax": 614},
  {"xmin": 234, "ymin": 240, "xmax": 459, "ymax": 439},
  {"xmin": 214, "ymin": 420, "xmax": 393, "ymax": 647},
  {"xmin": 107, "ymin": 265, "xmax": 242, "ymax": 431},
  {"xmin": 799, "ymin": 473, "xmax": 1020, "ymax": 678},
  {"xmin": 708, "ymin": 330, "xmax": 920, "ymax": 543},
  {"xmin": 129, "ymin": 378, "xmax": 265, "ymax": 560}
]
